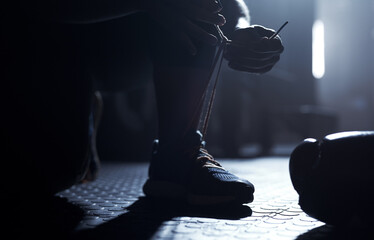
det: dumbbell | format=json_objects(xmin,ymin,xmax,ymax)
[{"xmin": 289, "ymin": 131, "xmax": 374, "ymax": 226}]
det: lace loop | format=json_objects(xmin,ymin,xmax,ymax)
[{"xmin": 196, "ymin": 148, "xmax": 222, "ymax": 167}]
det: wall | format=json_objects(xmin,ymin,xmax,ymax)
[
  {"xmin": 207, "ymin": 0, "xmax": 318, "ymax": 156},
  {"xmin": 316, "ymin": 0, "xmax": 374, "ymax": 131}
]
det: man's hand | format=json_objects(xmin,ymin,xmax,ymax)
[
  {"xmin": 144, "ymin": 0, "xmax": 225, "ymax": 55},
  {"xmin": 224, "ymin": 25, "xmax": 284, "ymax": 73}
]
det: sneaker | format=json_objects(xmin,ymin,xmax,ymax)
[{"xmin": 143, "ymin": 131, "xmax": 254, "ymax": 205}]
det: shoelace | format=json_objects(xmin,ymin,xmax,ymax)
[
  {"xmin": 183, "ymin": 142, "xmax": 223, "ymax": 168},
  {"xmin": 184, "ymin": 25, "xmax": 228, "ymax": 141},
  {"xmin": 185, "ymin": 22, "xmax": 288, "ymax": 141},
  {"xmin": 197, "ymin": 148, "xmax": 223, "ymax": 168}
]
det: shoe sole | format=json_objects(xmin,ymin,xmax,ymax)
[{"xmin": 143, "ymin": 179, "xmax": 253, "ymax": 206}]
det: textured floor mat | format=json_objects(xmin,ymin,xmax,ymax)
[{"xmin": 55, "ymin": 157, "xmax": 331, "ymax": 239}]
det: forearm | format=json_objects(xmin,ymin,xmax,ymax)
[
  {"xmin": 231, "ymin": 0, "xmax": 250, "ymax": 29},
  {"xmin": 220, "ymin": 0, "xmax": 250, "ymax": 38},
  {"xmin": 20, "ymin": 0, "xmax": 144, "ymax": 24}
]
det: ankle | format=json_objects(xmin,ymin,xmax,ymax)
[{"xmin": 157, "ymin": 130, "xmax": 204, "ymax": 151}]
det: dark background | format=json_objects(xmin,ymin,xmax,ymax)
[{"xmin": 96, "ymin": 0, "xmax": 374, "ymax": 161}]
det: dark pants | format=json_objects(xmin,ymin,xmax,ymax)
[{"xmin": 1, "ymin": 11, "xmax": 216, "ymax": 197}]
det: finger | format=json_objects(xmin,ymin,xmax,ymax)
[
  {"xmin": 253, "ymin": 25, "xmax": 276, "ymax": 38},
  {"xmin": 229, "ymin": 56, "xmax": 279, "ymax": 70},
  {"xmin": 228, "ymin": 61, "xmax": 275, "ymax": 74},
  {"xmin": 225, "ymin": 55, "xmax": 280, "ymax": 69},
  {"xmin": 228, "ymin": 41, "xmax": 284, "ymax": 54},
  {"xmin": 225, "ymin": 46, "xmax": 276, "ymax": 61},
  {"xmin": 229, "ymin": 62, "xmax": 273, "ymax": 74},
  {"xmin": 261, "ymin": 38, "xmax": 285, "ymax": 53},
  {"xmin": 225, "ymin": 44, "xmax": 281, "ymax": 60}
]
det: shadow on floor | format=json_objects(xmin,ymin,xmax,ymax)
[
  {"xmin": 6, "ymin": 195, "xmax": 372, "ymax": 240},
  {"xmin": 4, "ymin": 196, "xmax": 85, "ymax": 239},
  {"xmin": 296, "ymin": 224, "xmax": 374, "ymax": 240},
  {"xmin": 73, "ymin": 197, "xmax": 253, "ymax": 240}
]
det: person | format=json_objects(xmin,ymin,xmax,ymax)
[{"xmin": 1, "ymin": 0, "xmax": 284, "ymax": 206}]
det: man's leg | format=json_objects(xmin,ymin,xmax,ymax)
[{"xmin": 143, "ymin": 22, "xmax": 254, "ymax": 205}]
